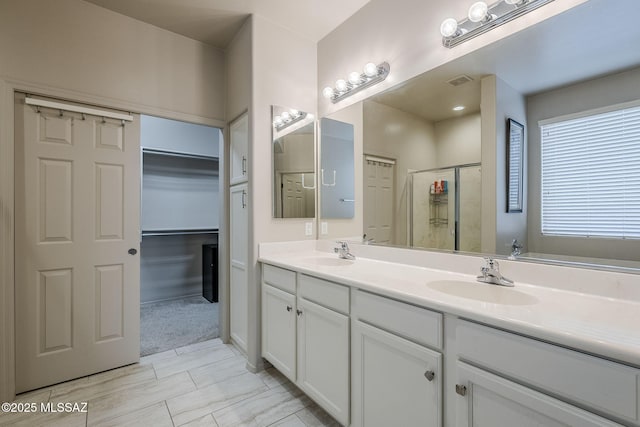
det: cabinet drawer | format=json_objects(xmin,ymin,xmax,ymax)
[
  {"xmin": 298, "ymin": 274, "xmax": 349, "ymax": 315},
  {"xmin": 457, "ymin": 320, "xmax": 640, "ymax": 424},
  {"xmin": 352, "ymin": 290, "xmax": 442, "ymax": 350},
  {"xmin": 263, "ymin": 264, "xmax": 296, "ymax": 294}
]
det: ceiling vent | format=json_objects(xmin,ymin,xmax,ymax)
[{"xmin": 446, "ymin": 75, "xmax": 473, "ymax": 87}]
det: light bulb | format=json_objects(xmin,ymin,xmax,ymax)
[
  {"xmin": 335, "ymin": 79, "xmax": 347, "ymax": 92},
  {"xmin": 440, "ymin": 18, "xmax": 459, "ymax": 37},
  {"xmin": 322, "ymin": 86, "xmax": 334, "ymax": 99},
  {"xmin": 274, "ymin": 116, "xmax": 282, "ymax": 126},
  {"xmin": 289, "ymin": 109, "xmax": 299, "ymax": 117},
  {"xmin": 504, "ymin": 0, "xmax": 522, "ymax": 4},
  {"xmin": 468, "ymin": 1, "xmax": 488, "ymax": 22},
  {"xmin": 452, "ymin": 105, "xmax": 465, "ymax": 111},
  {"xmin": 363, "ymin": 62, "xmax": 378, "ymax": 77},
  {"xmin": 281, "ymin": 111, "xmax": 290, "ymax": 121},
  {"xmin": 348, "ymin": 71, "xmax": 361, "ymax": 85}
]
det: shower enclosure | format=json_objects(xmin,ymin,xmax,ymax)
[{"xmin": 409, "ymin": 163, "xmax": 481, "ymax": 252}]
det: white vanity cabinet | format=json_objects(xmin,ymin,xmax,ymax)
[
  {"xmin": 453, "ymin": 320, "xmax": 640, "ymax": 427},
  {"xmin": 351, "ymin": 290, "xmax": 443, "ymax": 427},
  {"xmin": 261, "ymin": 265, "xmax": 350, "ymax": 426}
]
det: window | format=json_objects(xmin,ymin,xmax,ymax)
[{"xmin": 540, "ymin": 102, "xmax": 640, "ymax": 239}]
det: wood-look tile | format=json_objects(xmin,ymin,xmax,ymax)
[
  {"xmin": 256, "ymin": 368, "xmax": 289, "ymax": 390},
  {"xmin": 12, "ymin": 387, "xmax": 52, "ymax": 404},
  {"xmin": 179, "ymin": 413, "xmax": 219, "ymax": 426},
  {"xmin": 294, "ymin": 405, "xmax": 340, "ymax": 427},
  {"xmin": 87, "ymin": 371, "xmax": 196, "ymax": 425},
  {"xmin": 154, "ymin": 345, "xmax": 234, "ymax": 379},
  {"xmin": 189, "ymin": 355, "xmax": 249, "ymax": 389},
  {"xmin": 90, "ymin": 401, "xmax": 173, "ymax": 427},
  {"xmin": 51, "ymin": 363, "xmax": 156, "ymax": 403},
  {"xmin": 268, "ymin": 414, "xmax": 306, "ymax": 427},
  {"xmin": 139, "ymin": 349, "xmax": 177, "ymax": 365},
  {"xmin": 167, "ymin": 372, "xmax": 268, "ymax": 426},
  {"xmin": 176, "ymin": 339, "xmax": 224, "ymax": 355},
  {"xmin": 211, "ymin": 384, "xmax": 311, "ymax": 427}
]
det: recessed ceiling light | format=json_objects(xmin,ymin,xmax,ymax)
[{"xmin": 453, "ymin": 105, "xmax": 465, "ymax": 111}]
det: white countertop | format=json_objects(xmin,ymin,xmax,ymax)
[{"xmin": 259, "ymin": 249, "xmax": 640, "ymax": 368}]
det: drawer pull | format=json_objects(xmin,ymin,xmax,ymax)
[
  {"xmin": 424, "ymin": 370, "xmax": 435, "ymax": 381},
  {"xmin": 455, "ymin": 384, "xmax": 467, "ymax": 396},
  {"xmin": 286, "ymin": 305, "xmax": 292, "ymax": 312},
  {"xmin": 296, "ymin": 309, "xmax": 303, "ymax": 316}
]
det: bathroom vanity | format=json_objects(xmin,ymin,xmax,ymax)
[{"xmin": 259, "ymin": 241, "xmax": 640, "ymax": 427}]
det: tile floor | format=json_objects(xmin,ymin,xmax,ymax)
[{"xmin": 1, "ymin": 339, "xmax": 340, "ymax": 427}]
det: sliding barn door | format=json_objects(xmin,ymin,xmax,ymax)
[{"xmin": 14, "ymin": 94, "xmax": 141, "ymax": 393}]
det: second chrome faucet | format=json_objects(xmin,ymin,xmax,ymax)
[
  {"xmin": 477, "ymin": 258, "xmax": 514, "ymax": 287},
  {"xmin": 334, "ymin": 241, "xmax": 356, "ymax": 260}
]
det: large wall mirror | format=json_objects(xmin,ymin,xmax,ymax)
[
  {"xmin": 319, "ymin": 0, "xmax": 640, "ymax": 271},
  {"xmin": 272, "ymin": 105, "xmax": 315, "ymax": 218}
]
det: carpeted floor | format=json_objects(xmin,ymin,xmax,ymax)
[{"xmin": 140, "ymin": 295, "xmax": 219, "ymax": 356}]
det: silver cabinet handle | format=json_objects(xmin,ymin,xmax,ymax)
[
  {"xmin": 241, "ymin": 190, "xmax": 247, "ymax": 208},
  {"xmin": 242, "ymin": 155, "xmax": 247, "ymax": 175},
  {"xmin": 296, "ymin": 309, "xmax": 302, "ymax": 316},
  {"xmin": 455, "ymin": 384, "xmax": 467, "ymax": 396},
  {"xmin": 424, "ymin": 370, "xmax": 435, "ymax": 381},
  {"xmin": 286, "ymin": 305, "xmax": 292, "ymax": 312}
]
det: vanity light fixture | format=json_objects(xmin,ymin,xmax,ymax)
[
  {"xmin": 322, "ymin": 62, "xmax": 390, "ymax": 104},
  {"xmin": 440, "ymin": 0, "xmax": 554, "ymax": 48},
  {"xmin": 273, "ymin": 109, "xmax": 307, "ymax": 131}
]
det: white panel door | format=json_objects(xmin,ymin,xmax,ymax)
[
  {"xmin": 454, "ymin": 362, "xmax": 621, "ymax": 427},
  {"xmin": 261, "ymin": 284, "xmax": 296, "ymax": 382},
  {"xmin": 230, "ymin": 113, "xmax": 248, "ymax": 185},
  {"xmin": 363, "ymin": 158, "xmax": 394, "ymax": 244},
  {"xmin": 15, "ymin": 95, "xmax": 140, "ymax": 393},
  {"xmin": 230, "ymin": 183, "xmax": 248, "ymax": 352},
  {"xmin": 351, "ymin": 320, "xmax": 441, "ymax": 427},
  {"xmin": 297, "ymin": 297, "xmax": 349, "ymax": 426}
]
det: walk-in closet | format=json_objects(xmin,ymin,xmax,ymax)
[{"xmin": 140, "ymin": 115, "xmax": 222, "ymax": 356}]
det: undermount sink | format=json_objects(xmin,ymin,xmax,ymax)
[
  {"xmin": 299, "ymin": 256, "xmax": 355, "ymax": 267},
  {"xmin": 427, "ymin": 280, "xmax": 539, "ymax": 306}
]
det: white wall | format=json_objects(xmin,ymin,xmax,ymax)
[
  {"xmin": 435, "ymin": 113, "xmax": 481, "ymax": 167},
  {"xmin": 527, "ymin": 66, "xmax": 640, "ymax": 260},
  {"xmin": 363, "ymin": 100, "xmax": 437, "ymax": 244},
  {"xmin": 0, "ymin": 0, "xmax": 225, "ymax": 122},
  {"xmin": 481, "ymin": 75, "xmax": 528, "ymax": 255}
]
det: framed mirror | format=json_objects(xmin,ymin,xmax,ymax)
[
  {"xmin": 271, "ymin": 105, "xmax": 315, "ymax": 218},
  {"xmin": 506, "ymin": 118, "xmax": 524, "ymax": 213},
  {"xmin": 320, "ymin": 0, "xmax": 640, "ymax": 271}
]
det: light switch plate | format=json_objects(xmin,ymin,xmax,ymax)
[
  {"xmin": 321, "ymin": 222, "xmax": 328, "ymax": 235},
  {"xmin": 305, "ymin": 222, "xmax": 313, "ymax": 236}
]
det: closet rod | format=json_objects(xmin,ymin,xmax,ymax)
[
  {"xmin": 142, "ymin": 229, "xmax": 219, "ymax": 237},
  {"xmin": 25, "ymin": 97, "xmax": 133, "ymax": 121},
  {"xmin": 142, "ymin": 148, "xmax": 219, "ymax": 161}
]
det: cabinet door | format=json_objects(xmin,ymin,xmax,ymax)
[
  {"xmin": 230, "ymin": 112, "xmax": 248, "ymax": 185},
  {"xmin": 352, "ymin": 320, "xmax": 442, "ymax": 427},
  {"xmin": 454, "ymin": 362, "xmax": 622, "ymax": 427},
  {"xmin": 229, "ymin": 183, "xmax": 248, "ymax": 352},
  {"xmin": 262, "ymin": 284, "xmax": 296, "ymax": 382},
  {"xmin": 297, "ymin": 298, "xmax": 349, "ymax": 426}
]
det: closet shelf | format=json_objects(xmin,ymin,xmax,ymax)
[
  {"xmin": 142, "ymin": 148, "xmax": 219, "ymax": 162},
  {"xmin": 142, "ymin": 229, "xmax": 219, "ymax": 237}
]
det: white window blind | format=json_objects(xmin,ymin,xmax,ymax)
[{"xmin": 540, "ymin": 103, "xmax": 640, "ymax": 238}]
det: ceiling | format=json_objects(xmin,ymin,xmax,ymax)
[
  {"xmin": 371, "ymin": 0, "xmax": 640, "ymax": 122},
  {"xmin": 84, "ymin": 0, "xmax": 371, "ymax": 49}
]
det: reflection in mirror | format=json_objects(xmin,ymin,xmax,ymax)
[
  {"xmin": 331, "ymin": 0, "xmax": 640, "ymax": 270},
  {"xmin": 272, "ymin": 105, "xmax": 315, "ymax": 218},
  {"xmin": 320, "ymin": 118, "xmax": 355, "ymax": 219}
]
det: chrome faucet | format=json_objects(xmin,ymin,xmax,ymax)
[
  {"xmin": 334, "ymin": 241, "xmax": 356, "ymax": 260},
  {"xmin": 477, "ymin": 258, "xmax": 514, "ymax": 287}
]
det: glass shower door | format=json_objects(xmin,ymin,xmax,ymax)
[{"xmin": 410, "ymin": 168, "xmax": 456, "ymax": 250}]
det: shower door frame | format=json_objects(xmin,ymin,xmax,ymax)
[{"xmin": 408, "ymin": 162, "xmax": 481, "ymax": 251}]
